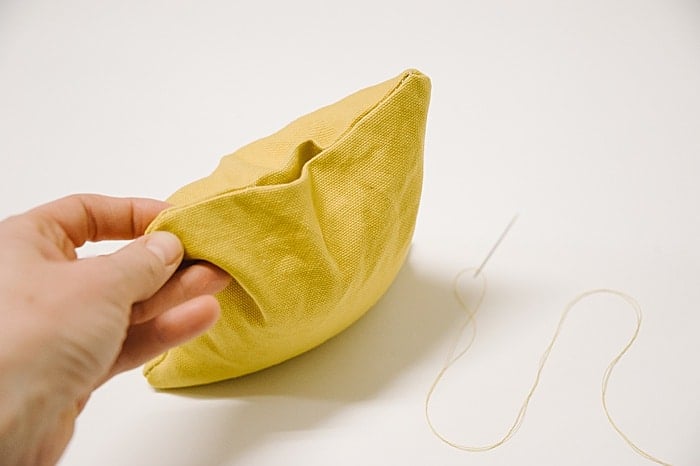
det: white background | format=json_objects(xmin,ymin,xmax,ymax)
[{"xmin": 1, "ymin": 1, "xmax": 699, "ymax": 465}]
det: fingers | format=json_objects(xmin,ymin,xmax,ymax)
[
  {"xmin": 109, "ymin": 295, "xmax": 221, "ymax": 376},
  {"xmin": 83, "ymin": 231, "xmax": 184, "ymax": 305},
  {"xmin": 131, "ymin": 262, "xmax": 231, "ymax": 324},
  {"xmin": 28, "ymin": 194, "xmax": 168, "ymax": 252}
]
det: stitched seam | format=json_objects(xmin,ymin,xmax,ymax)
[
  {"xmin": 149, "ymin": 70, "xmax": 424, "ymax": 223},
  {"xmin": 143, "ymin": 351, "xmax": 168, "ymax": 378}
]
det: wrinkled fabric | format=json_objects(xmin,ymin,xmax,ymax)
[{"xmin": 144, "ymin": 69, "xmax": 431, "ymax": 388}]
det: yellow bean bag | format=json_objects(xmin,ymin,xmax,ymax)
[{"xmin": 144, "ymin": 69, "xmax": 431, "ymax": 388}]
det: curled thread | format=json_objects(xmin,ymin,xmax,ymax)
[{"xmin": 424, "ymin": 268, "xmax": 671, "ymax": 465}]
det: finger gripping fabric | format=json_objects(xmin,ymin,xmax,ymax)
[{"xmin": 144, "ymin": 69, "xmax": 431, "ymax": 388}]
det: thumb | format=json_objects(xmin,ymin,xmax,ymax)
[{"xmin": 87, "ymin": 231, "xmax": 184, "ymax": 304}]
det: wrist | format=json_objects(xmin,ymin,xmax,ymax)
[{"xmin": 0, "ymin": 331, "xmax": 73, "ymax": 465}]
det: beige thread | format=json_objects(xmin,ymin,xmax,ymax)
[
  {"xmin": 425, "ymin": 272, "xmax": 671, "ymax": 464},
  {"xmin": 425, "ymin": 219, "xmax": 671, "ymax": 465}
]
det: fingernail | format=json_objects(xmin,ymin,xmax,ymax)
[{"xmin": 145, "ymin": 231, "xmax": 183, "ymax": 266}]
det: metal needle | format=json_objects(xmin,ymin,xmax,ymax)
[{"xmin": 473, "ymin": 214, "xmax": 519, "ymax": 278}]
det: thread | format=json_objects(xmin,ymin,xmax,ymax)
[{"xmin": 424, "ymin": 268, "xmax": 672, "ymax": 465}]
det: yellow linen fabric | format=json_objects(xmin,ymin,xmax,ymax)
[{"xmin": 144, "ymin": 69, "xmax": 431, "ymax": 388}]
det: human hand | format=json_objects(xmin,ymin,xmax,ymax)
[{"xmin": 0, "ymin": 194, "xmax": 231, "ymax": 465}]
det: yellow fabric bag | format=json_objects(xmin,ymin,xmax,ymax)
[{"xmin": 144, "ymin": 69, "xmax": 431, "ymax": 388}]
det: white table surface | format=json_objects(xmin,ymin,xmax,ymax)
[{"xmin": 1, "ymin": 1, "xmax": 699, "ymax": 465}]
